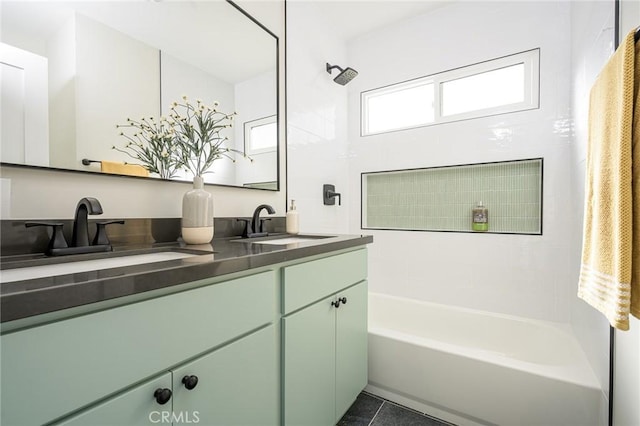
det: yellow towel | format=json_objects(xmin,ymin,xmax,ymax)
[
  {"xmin": 101, "ymin": 160, "xmax": 149, "ymax": 177},
  {"xmin": 632, "ymin": 34, "xmax": 640, "ymax": 322},
  {"xmin": 578, "ymin": 30, "xmax": 639, "ymax": 331}
]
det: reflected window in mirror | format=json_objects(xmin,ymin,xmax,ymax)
[{"xmin": 245, "ymin": 116, "xmax": 277, "ymax": 156}]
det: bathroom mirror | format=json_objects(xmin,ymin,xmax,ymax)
[{"xmin": 0, "ymin": 0, "xmax": 279, "ymax": 190}]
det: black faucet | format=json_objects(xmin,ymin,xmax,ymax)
[
  {"xmin": 72, "ymin": 197, "xmax": 104, "ymax": 247},
  {"xmin": 239, "ymin": 204, "xmax": 275, "ymax": 238},
  {"xmin": 25, "ymin": 197, "xmax": 124, "ymax": 256}
]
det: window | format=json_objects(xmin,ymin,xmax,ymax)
[
  {"xmin": 363, "ymin": 81, "xmax": 434, "ymax": 134},
  {"xmin": 361, "ymin": 49, "xmax": 539, "ymax": 136},
  {"xmin": 244, "ymin": 115, "xmax": 277, "ymax": 155},
  {"xmin": 441, "ymin": 64, "xmax": 525, "ymax": 116}
]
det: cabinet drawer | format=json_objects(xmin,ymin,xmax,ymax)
[
  {"xmin": 1, "ymin": 270, "xmax": 276, "ymax": 426},
  {"xmin": 283, "ymin": 249, "xmax": 367, "ymax": 314},
  {"xmin": 53, "ymin": 373, "xmax": 172, "ymax": 426}
]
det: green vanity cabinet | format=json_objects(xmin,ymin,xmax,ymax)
[
  {"xmin": 282, "ymin": 249, "xmax": 368, "ymax": 426},
  {"xmin": 171, "ymin": 324, "xmax": 279, "ymax": 426},
  {"xmin": 1, "ymin": 270, "xmax": 277, "ymax": 425},
  {"xmin": 54, "ymin": 373, "xmax": 173, "ymax": 426},
  {"xmin": 1, "ymin": 244, "xmax": 370, "ymax": 426}
]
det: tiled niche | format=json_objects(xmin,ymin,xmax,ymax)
[{"xmin": 362, "ymin": 158, "xmax": 542, "ymax": 234}]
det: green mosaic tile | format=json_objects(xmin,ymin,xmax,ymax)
[{"xmin": 363, "ymin": 159, "xmax": 542, "ymax": 234}]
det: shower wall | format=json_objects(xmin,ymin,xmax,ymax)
[
  {"xmin": 346, "ymin": 1, "xmax": 573, "ymax": 322},
  {"xmin": 286, "ymin": 1, "xmax": 350, "ymax": 234}
]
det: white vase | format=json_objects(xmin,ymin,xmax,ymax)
[{"xmin": 181, "ymin": 176, "xmax": 213, "ymax": 245}]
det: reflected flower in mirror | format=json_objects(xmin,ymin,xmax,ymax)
[
  {"xmin": 170, "ymin": 96, "xmax": 252, "ymax": 178},
  {"xmin": 114, "ymin": 116, "xmax": 182, "ymax": 179}
]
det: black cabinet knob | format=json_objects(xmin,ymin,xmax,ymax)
[
  {"xmin": 182, "ymin": 375, "xmax": 199, "ymax": 390},
  {"xmin": 154, "ymin": 388, "xmax": 172, "ymax": 405},
  {"xmin": 332, "ymin": 297, "xmax": 348, "ymax": 309}
]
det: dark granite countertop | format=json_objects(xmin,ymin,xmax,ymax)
[{"xmin": 0, "ymin": 234, "xmax": 373, "ymax": 323}]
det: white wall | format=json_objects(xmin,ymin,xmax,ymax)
[
  {"xmin": 347, "ymin": 1, "xmax": 573, "ymax": 322},
  {"xmin": 286, "ymin": 1, "xmax": 350, "ymax": 234},
  {"xmin": 75, "ymin": 14, "xmax": 160, "ymax": 168},
  {"xmin": 569, "ymin": 1, "xmax": 616, "ymax": 419},
  {"xmin": 613, "ymin": 3, "xmax": 640, "ymax": 425},
  {"xmin": 48, "ymin": 15, "xmax": 77, "ymax": 170},
  {"xmin": 46, "ymin": 13, "xmax": 158, "ymax": 170},
  {"xmin": 0, "ymin": 0, "xmax": 286, "ymax": 220}
]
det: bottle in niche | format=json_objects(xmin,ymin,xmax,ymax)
[
  {"xmin": 472, "ymin": 201, "xmax": 489, "ymax": 232},
  {"xmin": 286, "ymin": 200, "xmax": 299, "ymax": 234}
]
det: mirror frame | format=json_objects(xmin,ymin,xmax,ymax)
[{"xmin": 0, "ymin": 0, "xmax": 281, "ymax": 192}]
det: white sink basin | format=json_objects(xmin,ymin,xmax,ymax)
[
  {"xmin": 249, "ymin": 236, "xmax": 331, "ymax": 245},
  {"xmin": 0, "ymin": 252, "xmax": 198, "ymax": 284}
]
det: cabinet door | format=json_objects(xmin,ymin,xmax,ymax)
[
  {"xmin": 335, "ymin": 281, "xmax": 368, "ymax": 421},
  {"xmin": 54, "ymin": 373, "xmax": 172, "ymax": 426},
  {"xmin": 172, "ymin": 325, "xmax": 278, "ymax": 426},
  {"xmin": 283, "ymin": 297, "xmax": 336, "ymax": 426}
]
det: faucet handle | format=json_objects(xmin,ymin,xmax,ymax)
[
  {"xmin": 25, "ymin": 222, "xmax": 69, "ymax": 251},
  {"xmin": 259, "ymin": 218, "xmax": 272, "ymax": 233},
  {"xmin": 93, "ymin": 220, "xmax": 125, "ymax": 246},
  {"xmin": 236, "ymin": 218, "xmax": 253, "ymax": 238}
]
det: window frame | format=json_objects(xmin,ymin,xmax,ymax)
[
  {"xmin": 243, "ymin": 115, "xmax": 277, "ymax": 155},
  {"xmin": 360, "ymin": 49, "xmax": 540, "ymax": 136}
]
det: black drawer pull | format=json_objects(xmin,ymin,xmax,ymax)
[
  {"xmin": 182, "ymin": 375, "xmax": 199, "ymax": 390},
  {"xmin": 154, "ymin": 388, "xmax": 172, "ymax": 405}
]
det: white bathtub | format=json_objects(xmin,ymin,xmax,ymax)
[{"xmin": 366, "ymin": 293, "xmax": 604, "ymax": 426}]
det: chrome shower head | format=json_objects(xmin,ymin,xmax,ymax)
[{"xmin": 326, "ymin": 63, "xmax": 358, "ymax": 85}]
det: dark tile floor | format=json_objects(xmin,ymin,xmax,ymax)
[{"xmin": 337, "ymin": 392, "xmax": 455, "ymax": 426}]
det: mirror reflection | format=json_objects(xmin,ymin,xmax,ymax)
[{"xmin": 0, "ymin": 0, "xmax": 279, "ymax": 190}]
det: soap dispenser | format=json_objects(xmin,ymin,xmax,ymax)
[
  {"xmin": 286, "ymin": 200, "xmax": 299, "ymax": 234},
  {"xmin": 472, "ymin": 201, "xmax": 489, "ymax": 232}
]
